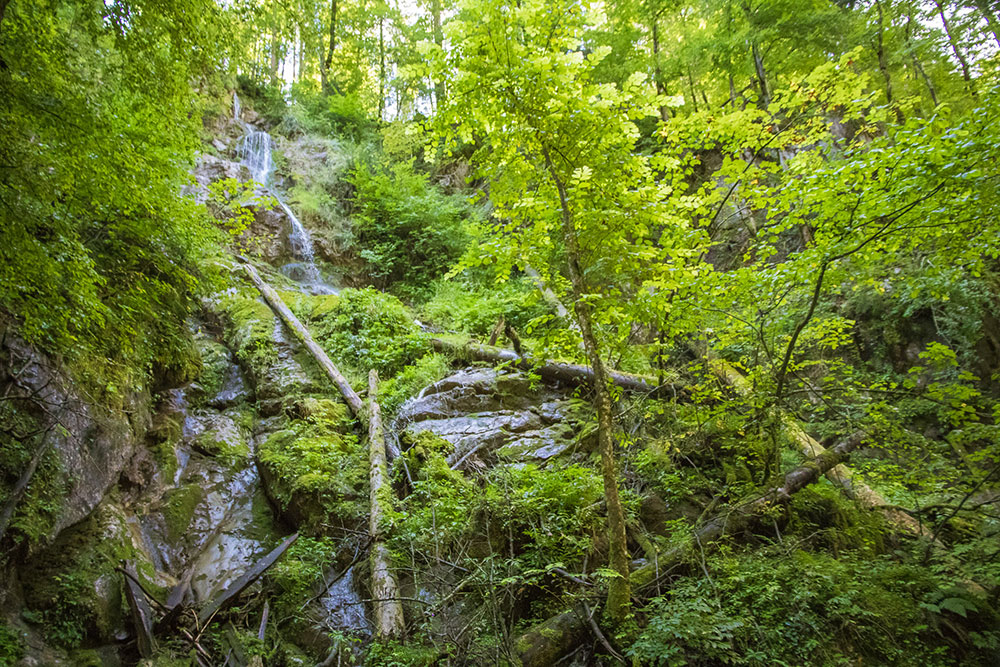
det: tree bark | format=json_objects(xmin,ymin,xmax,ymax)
[
  {"xmin": 269, "ymin": 34, "xmax": 280, "ymax": 87},
  {"xmin": 651, "ymin": 14, "xmax": 670, "ymax": 121},
  {"xmin": 933, "ymin": 0, "xmax": 977, "ymax": 97},
  {"xmin": 320, "ymin": 0, "xmax": 338, "ymax": 95},
  {"xmin": 368, "ymin": 371, "xmax": 405, "ymax": 638},
  {"xmin": 751, "ymin": 40, "xmax": 770, "ymax": 107},
  {"xmin": 241, "ymin": 262, "xmax": 365, "ymax": 417},
  {"xmin": 543, "ymin": 148, "xmax": 630, "ymax": 624},
  {"xmin": 875, "ymin": 0, "xmax": 905, "ymax": 123},
  {"xmin": 378, "ymin": 18, "xmax": 386, "ymax": 122},
  {"xmin": 432, "ymin": 0, "xmax": 446, "ymax": 108}
]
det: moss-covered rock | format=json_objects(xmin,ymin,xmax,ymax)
[
  {"xmin": 256, "ymin": 403, "xmax": 365, "ymax": 531},
  {"xmin": 189, "ymin": 335, "xmax": 231, "ymax": 404},
  {"xmin": 190, "ymin": 408, "xmax": 252, "ymax": 467},
  {"xmin": 160, "ymin": 483, "xmax": 205, "ymax": 542},
  {"xmin": 220, "ymin": 291, "xmax": 280, "ymax": 382},
  {"xmin": 19, "ymin": 502, "xmax": 156, "ymax": 647}
]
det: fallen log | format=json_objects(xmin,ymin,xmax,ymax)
[
  {"xmin": 429, "ymin": 338, "xmax": 686, "ymax": 400},
  {"xmin": 198, "ymin": 532, "xmax": 298, "ymax": 625},
  {"xmin": 240, "ymin": 262, "xmax": 364, "ymax": 417},
  {"xmin": 706, "ymin": 354, "xmax": 922, "ymax": 534},
  {"xmin": 514, "ymin": 433, "xmax": 865, "ymax": 667},
  {"xmin": 368, "ymin": 370, "xmax": 405, "ymax": 638}
]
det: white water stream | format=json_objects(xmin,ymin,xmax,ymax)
[{"xmin": 236, "ymin": 128, "xmax": 337, "ymax": 295}]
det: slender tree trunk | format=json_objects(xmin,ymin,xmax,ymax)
[
  {"xmin": 687, "ymin": 67, "xmax": 700, "ymax": 112},
  {"xmin": 432, "ymin": 0, "xmax": 446, "ymax": 107},
  {"xmin": 933, "ymin": 0, "xmax": 977, "ymax": 96},
  {"xmin": 269, "ymin": 34, "xmax": 279, "ymax": 86},
  {"xmin": 651, "ymin": 16, "xmax": 670, "ymax": 121},
  {"xmin": 378, "ymin": 18, "xmax": 386, "ymax": 122},
  {"xmin": 875, "ymin": 0, "xmax": 905, "ymax": 123},
  {"xmin": 975, "ymin": 0, "xmax": 1000, "ymax": 48},
  {"xmin": 751, "ymin": 40, "xmax": 770, "ymax": 107},
  {"xmin": 543, "ymin": 149, "xmax": 630, "ymax": 624},
  {"xmin": 368, "ymin": 371, "xmax": 405, "ymax": 638},
  {"xmin": 321, "ymin": 0, "xmax": 338, "ymax": 95}
]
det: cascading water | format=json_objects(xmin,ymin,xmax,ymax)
[
  {"xmin": 237, "ymin": 131, "xmax": 274, "ymax": 185},
  {"xmin": 237, "ymin": 128, "xmax": 337, "ymax": 295}
]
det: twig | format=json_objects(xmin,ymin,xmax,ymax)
[{"xmin": 580, "ymin": 602, "xmax": 625, "ymax": 664}]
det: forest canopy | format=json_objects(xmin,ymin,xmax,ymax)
[{"xmin": 1, "ymin": 0, "xmax": 999, "ymax": 664}]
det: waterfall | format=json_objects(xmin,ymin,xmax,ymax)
[
  {"xmin": 233, "ymin": 92, "xmax": 242, "ymax": 121},
  {"xmin": 237, "ymin": 131, "xmax": 274, "ymax": 186},
  {"xmin": 237, "ymin": 128, "xmax": 337, "ymax": 295}
]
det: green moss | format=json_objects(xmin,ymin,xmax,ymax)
[
  {"xmin": 402, "ymin": 429, "xmax": 452, "ymax": 457},
  {"xmin": 21, "ymin": 503, "xmax": 151, "ymax": 646},
  {"xmin": 291, "ymin": 396, "xmax": 351, "ymax": 427},
  {"xmin": 191, "ymin": 336, "xmax": 231, "ymax": 403},
  {"xmin": 161, "ymin": 483, "xmax": 204, "ymax": 541},
  {"xmin": 257, "ymin": 418, "xmax": 366, "ymax": 529},
  {"xmin": 192, "ymin": 417, "xmax": 251, "ymax": 467},
  {"xmin": 220, "ymin": 291, "xmax": 279, "ymax": 376},
  {"xmin": 148, "ymin": 412, "xmax": 182, "ymax": 481}
]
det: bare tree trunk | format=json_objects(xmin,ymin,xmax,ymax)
[
  {"xmin": 751, "ymin": 40, "xmax": 770, "ymax": 107},
  {"xmin": 432, "ymin": 0, "xmax": 446, "ymax": 107},
  {"xmin": 543, "ymin": 149, "xmax": 630, "ymax": 624},
  {"xmin": 378, "ymin": 18, "xmax": 386, "ymax": 122},
  {"xmin": 240, "ymin": 262, "xmax": 364, "ymax": 417},
  {"xmin": 368, "ymin": 371, "xmax": 405, "ymax": 638},
  {"xmin": 651, "ymin": 15, "xmax": 670, "ymax": 121},
  {"xmin": 875, "ymin": 0, "xmax": 905, "ymax": 122},
  {"xmin": 269, "ymin": 34, "xmax": 280, "ymax": 86},
  {"xmin": 933, "ymin": 0, "xmax": 977, "ymax": 96},
  {"xmin": 904, "ymin": 9, "xmax": 940, "ymax": 107},
  {"xmin": 321, "ymin": 0, "xmax": 338, "ymax": 95}
]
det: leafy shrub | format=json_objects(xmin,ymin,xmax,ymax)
[
  {"xmin": 268, "ymin": 535, "xmax": 339, "ymax": 621},
  {"xmin": 346, "ymin": 161, "xmax": 472, "ymax": 297},
  {"xmin": 304, "ymin": 288, "xmax": 430, "ymax": 378},
  {"xmin": 484, "ymin": 464, "xmax": 604, "ymax": 567},
  {"xmin": 421, "ymin": 276, "xmax": 551, "ymax": 338},
  {"xmin": 378, "ymin": 353, "xmax": 451, "ymax": 416},
  {"xmin": 629, "ymin": 551, "xmax": 990, "ymax": 666}
]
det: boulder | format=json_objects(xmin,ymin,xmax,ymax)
[
  {"xmin": 396, "ymin": 368, "xmax": 585, "ymax": 468},
  {"xmin": 0, "ymin": 334, "xmax": 150, "ymax": 542}
]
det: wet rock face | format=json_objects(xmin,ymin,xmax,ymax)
[
  {"xmin": 186, "ymin": 154, "xmax": 251, "ymax": 204},
  {"xmin": 0, "ymin": 334, "xmax": 150, "ymax": 541},
  {"xmin": 396, "ymin": 368, "xmax": 588, "ymax": 467}
]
